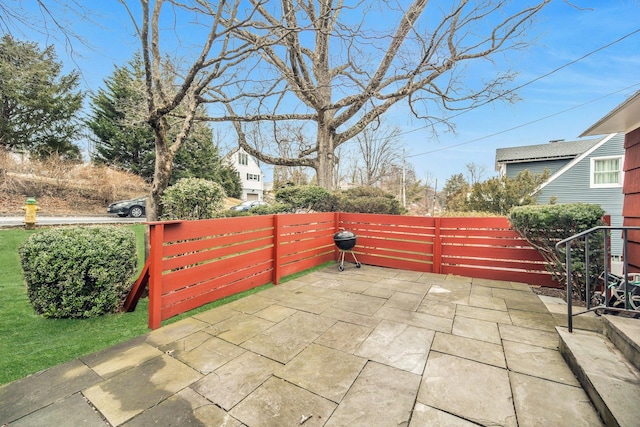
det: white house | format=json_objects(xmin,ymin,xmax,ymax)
[{"xmin": 225, "ymin": 147, "xmax": 264, "ymax": 201}]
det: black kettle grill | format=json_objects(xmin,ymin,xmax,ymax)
[{"xmin": 333, "ymin": 230, "xmax": 361, "ymax": 271}]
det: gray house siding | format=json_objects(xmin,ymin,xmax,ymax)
[
  {"xmin": 535, "ymin": 133, "xmax": 625, "ymax": 257},
  {"xmin": 505, "ymin": 159, "xmax": 568, "ymax": 178}
]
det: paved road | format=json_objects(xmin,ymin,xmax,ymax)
[{"xmin": 0, "ymin": 216, "xmax": 146, "ymax": 228}]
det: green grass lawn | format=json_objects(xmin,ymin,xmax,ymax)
[{"xmin": 0, "ymin": 224, "xmax": 273, "ymax": 385}]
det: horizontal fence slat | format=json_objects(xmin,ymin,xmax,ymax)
[
  {"xmin": 354, "ymin": 253, "xmax": 432, "ymax": 272},
  {"xmin": 162, "ymin": 237, "xmax": 274, "ymax": 271},
  {"xmin": 442, "ymin": 265, "xmax": 558, "ymax": 287},
  {"xmin": 161, "ymin": 261, "xmax": 272, "ymax": 307},
  {"xmin": 162, "ymin": 216, "xmax": 273, "ymax": 242},
  {"xmin": 162, "ymin": 247, "xmax": 273, "ymax": 293},
  {"xmin": 280, "ymin": 253, "xmax": 335, "ymax": 277},
  {"xmin": 442, "ymin": 256, "xmax": 549, "ymax": 272},
  {"xmin": 163, "ymin": 228, "xmax": 274, "ymax": 258},
  {"xmin": 141, "ymin": 212, "xmax": 569, "ymax": 329},
  {"xmin": 161, "ymin": 270, "xmax": 273, "ymax": 320},
  {"xmin": 442, "ymin": 245, "xmax": 546, "ymax": 262}
]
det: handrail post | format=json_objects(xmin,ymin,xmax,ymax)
[
  {"xmin": 585, "ymin": 236, "xmax": 590, "ymax": 310},
  {"xmin": 566, "ymin": 241, "xmax": 573, "ymax": 333},
  {"xmin": 623, "ymin": 229, "xmax": 629, "ymax": 310},
  {"xmin": 603, "ymin": 229, "xmax": 609, "ymax": 308}
]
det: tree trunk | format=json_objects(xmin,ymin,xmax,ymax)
[
  {"xmin": 316, "ymin": 123, "xmax": 335, "ymax": 190},
  {"xmin": 146, "ymin": 133, "xmax": 173, "ymax": 221}
]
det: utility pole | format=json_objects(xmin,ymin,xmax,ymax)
[
  {"xmin": 402, "ymin": 149, "xmax": 406, "ymax": 207},
  {"xmin": 432, "ymin": 179, "xmax": 438, "ymax": 216}
]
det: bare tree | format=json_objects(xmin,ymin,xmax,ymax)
[
  {"xmin": 0, "ymin": 1, "xmax": 95, "ymax": 58},
  {"xmin": 210, "ymin": 0, "xmax": 551, "ymax": 189},
  {"xmin": 118, "ymin": 0, "xmax": 261, "ymax": 220},
  {"xmin": 466, "ymin": 162, "xmax": 487, "ymax": 185},
  {"xmin": 355, "ymin": 124, "xmax": 403, "ymax": 187}
]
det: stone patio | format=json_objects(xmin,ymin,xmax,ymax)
[{"xmin": 0, "ymin": 265, "xmax": 604, "ymax": 426}]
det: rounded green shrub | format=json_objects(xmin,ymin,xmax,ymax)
[
  {"xmin": 160, "ymin": 177, "xmax": 226, "ymax": 220},
  {"xmin": 337, "ymin": 186, "xmax": 405, "ymax": 214},
  {"xmin": 275, "ymin": 185, "xmax": 334, "ymax": 212},
  {"xmin": 19, "ymin": 226, "xmax": 137, "ymax": 318}
]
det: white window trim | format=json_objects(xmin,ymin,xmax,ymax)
[{"xmin": 590, "ymin": 155, "xmax": 623, "ymax": 188}]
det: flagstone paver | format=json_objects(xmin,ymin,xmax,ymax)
[
  {"xmin": 509, "ymin": 372, "xmax": 603, "ymax": 426},
  {"xmin": 0, "ymin": 359, "xmax": 102, "ymax": 423},
  {"xmin": 452, "ymin": 315, "xmax": 502, "ymax": 344},
  {"xmin": 9, "ymin": 393, "xmax": 107, "ymax": 427},
  {"xmin": 81, "ymin": 339, "xmax": 164, "ymax": 379},
  {"xmin": 431, "ymin": 331, "xmax": 506, "ymax": 368},
  {"xmin": 122, "ymin": 388, "xmax": 242, "ymax": 427},
  {"xmin": 206, "ymin": 312, "xmax": 275, "ymax": 344},
  {"xmin": 455, "ymin": 303, "xmax": 512, "ymax": 324},
  {"xmin": 83, "ymin": 354, "xmax": 202, "ymax": 426},
  {"xmin": 162, "ymin": 334, "xmax": 245, "ymax": 374},
  {"xmin": 355, "ymin": 319, "xmax": 434, "ymax": 374},
  {"xmin": 276, "ymin": 343, "xmax": 367, "ymax": 402},
  {"xmin": 240, "ymin": 311, "xmax": 335, "ymax": 363},
  {"xmin": 229, "ymin": 377, "xmax": 336, "ymax": 427},
  {"xmin": 374, "ymin": 305, "xmax": 453, "ymax": 332},
  {"xmin": 418, "ymin": 352, "xmax": 517, "ymax": 427},
  {"xmin": 498, "ymin": 323, "xmax": 561, "ymax": 350},
  {"xmin": 0, "ymin": 265, "xmax": 609, "ymax": 427},
  {"xmin": 191, "ymin": 351, "xmax": 281, "ymax": 411},
  {"xmin": 324, "ymin": 362, "xmax": 420, "ymax": 427},
  {"xmin": 503, "ymin": 340, "xmax": 580, "ymax": 386},
  {"xmin": 314, "ymin": 320, "xmax": 373, "ymax": 354},
  {"xmin": 409, "ymin": 402, "xmax": 479, "ymax": 426}
]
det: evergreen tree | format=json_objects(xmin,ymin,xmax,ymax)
[
  {"xmin": 442, "ymin": 173, "xmax": 471, "ymax": 212},
  {"xmin": 87, "ymin": 54, "xmax": 241, "ymax": 197},
  {"xmin": 0, "ymin": 35, "xmax": 83, "ymax": 159},
  {"xmin": 467, "ymin": 169, "xmax": 550, "ymax": 214},
  {"xmin": 87, "ymin": 54, "xmax": 155, "ymax": 178}
]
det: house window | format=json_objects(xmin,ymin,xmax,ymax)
[
  {"xmin": 247, "ymin": 173, "xmax": 260, "ymax": 181},
  {"xmin": 591, "ymin": 156, "xmax": 622, "ymax": 187},
  {"xmin": 238, "ymin": 152, "xmax": 248, "ymax": 165}
]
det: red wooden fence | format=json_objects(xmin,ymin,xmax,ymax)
[{"xmin": 127, "ymin": 213, "xmax": 556, "ymax": 329}]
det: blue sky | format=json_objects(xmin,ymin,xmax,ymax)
[{"xmin": 9, "ymin": 0, "xmax": 640, "ymax": 187}]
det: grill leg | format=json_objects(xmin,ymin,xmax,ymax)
[
  {"xmin": 338, "ymin": 250, "xmax": 345, "ymax": 271},
  {"xmin": 350, "ymin": 251, "xmax": 361, "ymax": 268}
]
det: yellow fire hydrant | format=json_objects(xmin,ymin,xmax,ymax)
[{"xmin": 22, "ymin": 198, "xmax": 40, "ymax": 229}]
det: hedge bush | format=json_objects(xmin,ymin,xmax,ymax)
[
  {"xmin": 509, "ymin": 203, "xmax": 606, "ymax": 301},
  {"xmin": 19, "ymin": 226, "xmax": 137, "ymax": 318},
  {"xmin": 337, "ymin": 186, "xmax": 406, "ymax": 214},
  {"xmin": 275, "ymin": 185, "xmax": 335, "ymax": 212},
  {"xmin": 161, "ymin": 177, "xmax": 226, "ymax": 220},
  {"xmin": 272, "ymin": 185, "xmax": 404, "ymax": 215}
]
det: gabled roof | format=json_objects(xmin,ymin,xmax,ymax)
[
  {"xmin": 495, "ymin": 137, "xmax": 603, "ymax": 164},
  {"xmin": 581, "ymin": 90, "xmax": 640, "ymax": 136}
]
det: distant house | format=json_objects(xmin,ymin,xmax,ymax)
[
  {"xmin": 581, "ymin": 90, "xmax": 640, "ymax": 272},
  {"xmin": 496, "ymin": 133, "xmax": 625, "ymax": 258},
  {"xmin": 225, "ymin": 147, "xmax": 264, "ymax": 201}
]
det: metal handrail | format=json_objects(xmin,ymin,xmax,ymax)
[{"xmin": 555, "ymin": 226, "xmax": 640, "ymax": 332}]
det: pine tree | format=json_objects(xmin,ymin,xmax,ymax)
[
  {"xmin": 86, "ymin": 54, "xmax": 241, "ymax": 197},
  {"xmin": 0, "ymin": 35, "xmax": 83, "ymax": 159}
]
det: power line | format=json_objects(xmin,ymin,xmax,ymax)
[
  {"xmin": 395, "ymin": 27, "xmax": 640, "ymax": 141},
  {"xmin": 406, "ymin": 82, "xmax": 640, "ymax": 158}
]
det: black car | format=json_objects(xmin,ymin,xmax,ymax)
[
  {"xmin": 229, "ymin": 200, "xmax": 268, "ymax": 212},
  {"xmin": 107, "ymin": 197, "xmax": 146, "ymax": 218}
]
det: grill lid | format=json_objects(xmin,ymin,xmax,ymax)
[{"xmin": 333, "ymin": 230, "xmax": 356, "ymax": 241}]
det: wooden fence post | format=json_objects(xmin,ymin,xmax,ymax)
[
  {"xmin": 273, "ymin": 214, "xmax": 281, "ymax": 285},
  {"xmin": 433, "ymin": 217, "xmax": 442, "ymax": 274},
  {"xmin": 148, "ymin": 223, "xmax": 164, "ymax": 330}
]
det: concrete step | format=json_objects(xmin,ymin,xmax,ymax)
[
  {"xmin": 557, "ymin": 321, "xmax": 640, "ymax": 427},
  {"xmin": 603, "ymin": 315, "xmax": 640, "ymax": 372}
]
